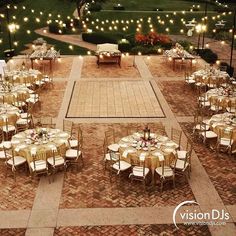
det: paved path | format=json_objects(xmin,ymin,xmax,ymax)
[{"xmin": 35, "ymin": 28, "xmax": 96, "ymax": 52}]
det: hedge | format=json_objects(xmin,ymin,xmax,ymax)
[
  {"xmin": 195, "ymin": 48, "xmax": 218, "ymax": 64},
  {"xmin": 113, "ymin": 4, "xmax": 125, "ymax": 10},
  {"xmin": 49, "ymin": 22, "xmax": 66, "ymax": 34},
  {"xmin": 89, "ymin": 2, "xmax": 102, "ymax": 12},
  {"xmin": 118, "ymin": 40, "xmax": 131, "ymax": 52},
  {"xmin": 82, "ymin": 32, "xmax": 124, "ymax": 44}
]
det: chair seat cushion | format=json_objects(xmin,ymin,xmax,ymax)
[
  {"xmin": 69, "ymin": 139, "xmax": 78, "ymax": 148},
  {"xmin": 16, "ymin": 118, "xmax": 30, "ymax": 125},
  {"xmin": 201, "ymin": 131, "xmax": 218, "ymax": 139},
  {"xmin": 226, "ymin": 107, "xmax": 236, "ymax": 113},
  {"xmin": 7, "ymin": 156, "xmax": 26, "ymax": 166},
  {"xmin": 171, "ymin": 159, "xmax": 189, "ymax": 170},
  {"xmin": 210, "ymin": 105, "xmax": 222, "ymax": 111},
  {"xmin": 186, "ymin": 79, "xmax": 195, "ymax": 84},
  {"xmin": 2, "ymin": 125, "xmax": 16, "ymax": 132},
  {"xmin": 47, "ymin": 156, "xmax": 65, "ymax": 166},
  {"xmin": 112, "ymin": 160, "xmax": 131, "ymax": 171},
  {"xmin": 20, "ymin": 113, "xmax": 31, "ymax": 119},
  {"xmin": 132, "ymin": 166, "xmax": 149, "ymax": 177},
  {"xmin": 200, "ymin": 101, "xmax": 210, "ymax": 107},
  {"xmin": 65, "ymin": 149, "xmax": 81, "ymax": 158},
  {"xmin": 177, "ymin": 150, "xmax": 187, "ymax": 160},
  {"xmin": 30, "ymin": 160, "xmax": 47, "ymax": 172},
  {"xmin": 13, "ymin": 101, "xmax": 26, "ymax": 107},
  {"xmin": 108, "ymin": 143, "xmax": 119, "ymax": 152},
  {"xmin": 26, "ymin": 98, "xmax": 39, "ymax": 104},
  {"xmin": 35, "ymin": 81, "xmax": 45, "ymax": 85},
  {"xmin": 155, "ymin": 166, "xmax": 173, "ymax": 177},
  {"xmin": 0, "ymin": 141, "xmax": 12, "ymax": 149},
  {"xmin": 220, "ymin": 138, "xmax": 233, "ymax": 146}
]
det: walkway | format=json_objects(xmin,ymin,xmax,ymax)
[{"xmin": 35, "ymin": 28, "xmax": 96, "ymax": 52}]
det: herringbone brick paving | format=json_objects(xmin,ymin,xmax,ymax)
[
  {"xmin": 158, "ymin": 80, "xmax": 198, "ymax": 117},
  {"xmin": 33, "ymin": 81, "xmax": 67, "ymax": 118},
  {"xmin": 180, "ymin": 122, "xmax": 236, "ymax": 205},
  {"xmin": 54, "ymin": 224, "xmax": 211, "ymax": 236},
  {"xmin": 0, "ymin": 164, "xmax": 38, "ymax": 210},
  {"xmin": 60, "ymin": 123, "xmax": 195, "ymax": 209},
  {"xmin": 0, "ymin": 228, "xmax": 26, "ymax": 236}
]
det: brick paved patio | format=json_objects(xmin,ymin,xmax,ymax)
[
  {"xmin": 54, "ymin": 224, "xmax": 211, "ymax": 236},
  {"xmin": 180, "ymin": 122, "xmax": 236, "ymax": 205},
  {"xmin": 60, "ymin": 123, "xmax": 195, "ymax": 209}
]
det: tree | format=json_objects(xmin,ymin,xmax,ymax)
[{"xmin": 75, "ymin": 0, "xmax": 90, "ymax": 18}]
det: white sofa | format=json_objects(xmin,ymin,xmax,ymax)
[{"xmin": 96, "ymin": 43, "xmax": 121, "ymax": 67}]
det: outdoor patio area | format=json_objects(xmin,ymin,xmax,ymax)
[{"xmin": 0, "ymin": 53, "xmax": 235, "ymax": 236}]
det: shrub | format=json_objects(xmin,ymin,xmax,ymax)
[
  {"xmin": 135, "ymin": 32, "xmax": 172, "ymax": 47},
  {"xmin": 89, "ymin": 2, "xmax": 102, "ymax": 12},
  {"xmin": 130, "ymin": 45, "xmax": 161, "ymax": 55},
  {"xmin": 176, "ymin": 40, "xmax": 193, "ymax": 52},
  {"xmin": 195, "ymin": 49, "xmax": 218, "ymax": 64},
  {"xmin": 220, "ymin": 62, "xmax": 234, "ymax": 77},
  {"xmin": 113, "ymin": 4, "xmax": 125, "ymax": 10},
  {"xmin": 125, "ymin": 34, "xmax": 136, "ymax": 46},
  {"xmin": 82, "ymin": 32, "xmax": 124, "ymax": 44},
  {"xmin": 65, "ymin": 18, "xmax": 81, "ymax": 29},
  {"xmin": 118, "ymin": 39, "xmax": 132, "ymax": 52},
  {"xmin": 49, "ymin": 22, "xmax": 66, "ymax": 34}
]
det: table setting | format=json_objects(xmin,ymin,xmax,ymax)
[
  {"xmin": 11, "ymin": 128, "xmax": 70, "ymax": 165},
  {"xmin": 4, "ymin": 68, "xmax": 42, "ymax": 84},
  {"xmin": 118, "ymin": 127, "xmax": 179, "ymax": 173},
  {"xmin": 192, "ymin": 67, "xmax": 229, "ymax": 86}
]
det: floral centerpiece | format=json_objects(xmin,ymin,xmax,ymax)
[{"xmin": 30, "ymin": 128, "xmax": 49, "ymax": 143}]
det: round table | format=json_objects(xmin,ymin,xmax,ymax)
[
  {"xmin": 4, "ymin": 69, "xmax": 42, "ymax": 84},
  {"xmin": 0, "ymin": 104, "xmax": 20, "ymax": 126},
  {"xmin": 208, "ymin": 113, "xmax": 236, "ymax": 138},
  {"xmin": 206, "ymin": 88, "xmax": 236, "ymax": 109},
  {"xmin": 11, "ymin": 128, "xmax": 70, "ymax": 167},
  {"xmin": 0, "ymin": 84, "xmax": 31, "ymax": 104},
  {"xmin": 192, "ymin": 68, "xmax": 229, "ymax": 86},
  {"xmin": 118, "ymin": 132, "xmax": 179, "ymax": 175}
]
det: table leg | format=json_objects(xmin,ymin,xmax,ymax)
[
  {"xmin": 31, "ymin": 59, "xmax": 34, "ymax": 69},
  {"xmin": 50, "ymin": 59, "xmax": 52, "ymax": 73}
]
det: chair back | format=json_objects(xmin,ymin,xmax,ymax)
[
  {"xmin": 0, "ymin": 128, "xmax": 3, "ymax": 143},
  {"xmin": 17, "ymin": 123, "xmax": 28, "ymax": 133},
  {"xmin": 105, "ymin": 129, "xmax": 115, "ymax": 144},
  {"xmin": 219, "ymin": 127, "xmax": 233, "ymax": 142},
  {"xmin": 109, "ymin": 152, "xmax": 120, "ymax": 170},
  {"xmin": 171, "ymin": 127, "xmax": 182, "ymax": 147},
  {"xmin": 63, "ymin": 119, "xmax": 73, "ymax": 135}
]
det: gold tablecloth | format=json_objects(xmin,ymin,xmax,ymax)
[
  {"xmin": 193, "ymin": 69, "xmax": 229, "ymax": 86},
  {"xmin": 206, "ymin": 88, "xmax": 236, "ymax": 108},
  {"xmin": 118, "ymin": 133, "xmax": 178, "ymax": 174},
  {"xmin": 0, "ymin": 104, "xmax": 19, "ymax": 126},
  {"xmin": 0, "ymin": 85, "xmax": 31, "ymax": 104},
  {"xmin": 5, "ymin": 69, "xmax": 42, "ymax": 84},
  {"xmin": 11, "ymin": 128, "xmax": 70, "ymax": 166}
]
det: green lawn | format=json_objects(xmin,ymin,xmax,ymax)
[
  {"xmin": 0, "ymin": 0, "xmax": 235, "ymax": 58},
  {"xmin": 0, "ymin": 0, "xmax": 87, "ymax": 58},
  {"xmin": 87, "ymin": 11, "xmax": 234, "ymax": 36},
  {"xmin": 102, "ymin": 0, "xmax": 217, "ymax": 11}
]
